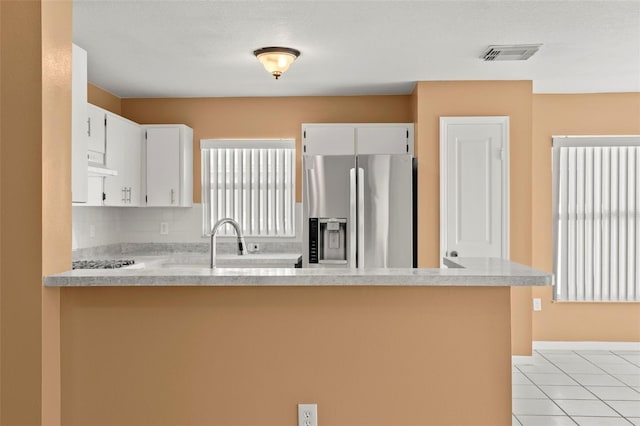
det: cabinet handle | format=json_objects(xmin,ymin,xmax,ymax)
[
  {"xmin": 121, "ymin": 187, "xmax": 126, "ymax": 202},
  {"xmin": 87, "ymin": 117, "xmax": 91, "ymax": 136},
  {"xmin": 170, "ymin": 189, "xmax": 175, "ymax": 204},
  {"xmin": 127, "ymin": 187, "xmax": 132, "ymax": 203}
]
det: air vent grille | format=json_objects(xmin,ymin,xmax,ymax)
[{"xmin": 481, "ymin": 44, "xmax": 542, "ymax": 61}]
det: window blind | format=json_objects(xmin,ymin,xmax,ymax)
[
  {"xmin": 201, "ymin": 139, "xmax": 295, "ymax": 237},
  {"xmin": 552, "ymin": 136, "xmax": 640, "ymax": 302}
]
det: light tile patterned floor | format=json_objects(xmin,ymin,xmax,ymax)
[{"xmin": 513, "ymin": 349, "xmax": 640, "ymax": 426}]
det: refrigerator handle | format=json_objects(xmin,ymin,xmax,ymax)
[
  {"xmin": 357, "ymin": 167, "xmax": 364, "ymax": 268},
  {"xmin": 349, "ymin": 168, "xmax": 357, "ymax": 268}
]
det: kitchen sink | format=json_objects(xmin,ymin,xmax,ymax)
[
  {"xmin": 160, "ymin": 262, "xmax": 292, "ymax": 269},
  {"xmin": 127, "ymin": 253, "xmax": 301, "ymax": 269}
]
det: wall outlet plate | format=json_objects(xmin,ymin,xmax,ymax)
[
  {"xmin": 298, "ymin": 403, "xmax": 317, "ymax": 426},
  {"xmin": 160, "ymin": 222, "xmax": 169, "ymax": 235},
  {"xmin": 533, "ymin": 298, "xmax": 542, "ymax": 311}
]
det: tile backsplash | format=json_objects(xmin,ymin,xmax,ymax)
[
  {"xmin": 72, "ymin": 206, "xmax": 122, "ymax": 250},
  {"xmin": 72, "ymin": 203, "xmax": 302, "ymax": 251}
]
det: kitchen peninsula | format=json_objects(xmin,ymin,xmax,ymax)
[{"xmin": 46, "ymin": 258, "xmax": 551, "ymax": 426}]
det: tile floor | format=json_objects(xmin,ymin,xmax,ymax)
[{"xmin": 513, "ymin": 349, "xmax": 640, "ymax": 426}]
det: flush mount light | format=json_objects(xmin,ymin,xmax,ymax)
[{"xmin": 253, "ymin": 47, "xmax": 300, "ymax": 79}]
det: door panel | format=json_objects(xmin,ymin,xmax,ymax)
[
  {"xmin": 87, "ymin": 104, "xmax": 106, "ymax": 153},
  {"xmin": 124, "ymin": 121, "xmax": 142, "ymax": 205},
  {"xmin": 103, "ymin": 114, "xmax": 126, "ymax": 205},
  {"xmin": 303, "ymin": 155, "xmax": 355, "ymax": 267},
  {"xmin": 356, "ymin": 126, "xmax": 409, "ymax": 155},
  {"xmin": 103, "ymin": 113, "xmax": 142, "ymax": 206},
  {"xmin": 359, "ymin": 154, "xmax": 413, "ymax": 268},
  {"xmin": 454, "ymin": 137, "xmax": 493, "ymax": 245},
  {"xmin": 303, "ymin": 126, "xmax": 355, "ymax": 156},
  {"xmin": 146, "ymin": 127, "xmax": 180, "ymax": 206},
  {"xmin": 441, "ymin": 117, "xmax": 508, "ymax": 262},
  {"xmin": 303, "ymin": 155, "xmax": 354, "ymax": 218}
]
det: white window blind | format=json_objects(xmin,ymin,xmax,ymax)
[
  {"xmin": 552, "ymin": 136, "xmax": 640, "ymax": 302},
  {"xmin": 201, "ymin": 139, "xmax": 295, "ymax": 237}
]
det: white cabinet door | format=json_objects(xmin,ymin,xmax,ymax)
[
  {"xmin": 87, "ymin": 104, "xmax": 106, "ymax": 154},
  {"xmin": 126, "ymin": 124, "xmax": 142, "ymax": 206},
  {"xmin": 86, "ymin": 176, "xmax": 104, "ymax": 206},
  {"xmin": 302, "ymin": 125, "xmax": 356, "ymax": 155},
  {"xmin": 71, "ymin": 44, "xmax": 88, "ymax": 203},
  {"xmin": 142, "ymin": 125, "xmax": 193, "ymax": 207},
  {"xmin": 146, "ymin": 127, "xmax": 181, "ymax": 206},
  {"xmin": 104, "ymin": 113, "xmax": 142, "ymax": 206},
  {"xmin": 356, "ymin": 126, "xmax": 411, "ymax": 155}
]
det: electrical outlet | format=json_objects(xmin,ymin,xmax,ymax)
[
  {"xmin": 248, "ymin": 243, "xmax": 260, "ymax": 253},
  {"xmin": 160, "ymin": 222, "xmax": 169, "ymax": 235},
  {"xmin": 89, "ymin": 225, "xmax": 96, "ymax": 238},
  {"xmin": 533, "ymin": 298, "xmax": 542, "ymax": 311},
  {"xmin": 298, "ymin": 404, "xmax": 317, "ymax": 426}
]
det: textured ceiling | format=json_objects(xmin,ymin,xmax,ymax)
[{"xmin": 73, "ymin": 0, "xmax": 640, "ymax": 98}]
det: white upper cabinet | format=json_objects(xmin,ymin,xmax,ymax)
[
  {"xmin": 87, "ymin": 103, "xmax": 106, "ymax": 154},
  {"xmin": 103, "ymin": 113, "xmax": 142, "ymax": 206},
  {"xmin": 143, "ymin": 125, "xmax": 193, "ymax": 207},
  {"xmin": 302, "ymin": 123, "xmax": 414, "ymax": 156},
  {"xmin": 302, "ymin": 125, "xmax": 355, "ymax": 155},
  {"xmin": 71, "ymin": 44, "xmax": 88, "ymax": 203},
  {"xmin": 356, "ymin": 125, "xmax": 413, "ymax": 155}
]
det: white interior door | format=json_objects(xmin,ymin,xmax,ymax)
[{"xmin": 440, "ymin": 117, "xmax": 509, "ymax": 264}]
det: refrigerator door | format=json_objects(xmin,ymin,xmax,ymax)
[
  {"xmin": 303, "ymin": 155, "xmax": 356, "ymax": 267},
  {"xmin": 357, "ymin": 154, "xmax": 413, "ymax": 268}
]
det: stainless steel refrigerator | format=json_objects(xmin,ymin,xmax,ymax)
[{"xmin": 303, "ymin": 153, "xmax": 415, "ymax": 268}]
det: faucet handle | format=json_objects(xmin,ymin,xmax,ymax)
[{"xmin": 237, "ymin": 237, "xmax": 249, "ymax": 255}]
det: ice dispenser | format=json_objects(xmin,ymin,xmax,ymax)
[{"xmin": 308, "ymin": 218, "xmax": 347, "ymax": 264}]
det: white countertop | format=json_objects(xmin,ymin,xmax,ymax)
[{"xmin": 44, "ymin": 257, "xmax": 552, "ymax": 287}]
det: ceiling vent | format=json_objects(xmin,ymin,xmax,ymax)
[{"xmin": 480, "ymin": 44, "xmax": 542, "ymax": 61}]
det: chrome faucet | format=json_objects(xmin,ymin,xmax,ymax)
[{"xmin": 210, "ymin": 218, "xmax": 248, "ymax": 268}]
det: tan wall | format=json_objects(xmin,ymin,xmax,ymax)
[
  {"xmin": 1, "ymin": 2, "xmax": 44, "ymax": 423},
  {"xmin": 41, "ymin": 3, "xmax": 72, "ymax": 424},
  {"xmin": 121, "ymin": 96, "xmax": 412, "ymax": 203},
  {"xmin": 87, "ymin": 83, "xmax": 121, "ymax": 114},
  {"xmin": 0, "ymin": 2, "xmax": 3, "ymax": 417},
  {"xmin": 1, "ymin": 1, "xmax": 71, "ymax": 424},
  {"xmin": 413, "ymin": 81, "xmax": 534, "ymax": 355},
  {"xmin": 531, "ymin": 93, "xmax": 640, "ymax": 341},
  {"xmin": 61, "ymin": 285, "xmax": 512, "ymax": 426}
]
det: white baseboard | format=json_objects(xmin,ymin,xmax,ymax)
[
  {"xmin": 512, "ymin": 355, "xmax": 535, "ymax": 364},
  {"xmin": 533, "ymin": 341, "xmax": 640, "ymax": 351}
]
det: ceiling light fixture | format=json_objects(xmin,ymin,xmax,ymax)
[{"xmin": 253, "ymin": 47, "xmax": 300, "ymax": 79}]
